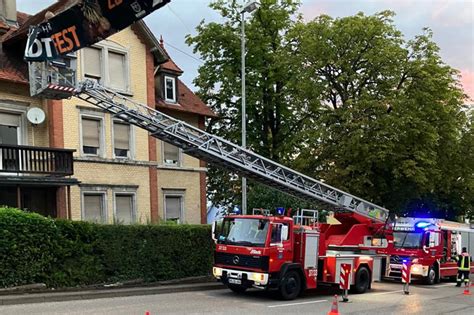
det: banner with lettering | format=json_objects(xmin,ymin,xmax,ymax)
[{"xmin": 25, "ymin": 0, "xmax": 170, "ymax": 61}]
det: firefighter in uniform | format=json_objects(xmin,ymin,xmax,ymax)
[{"xmin": 456, "ymin": 247, "xmax": 471, "ymax": 287}]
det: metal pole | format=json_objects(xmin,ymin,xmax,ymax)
[{"xmin": 241, "ymin": 11, "xmax": 247, "ymax": 215}]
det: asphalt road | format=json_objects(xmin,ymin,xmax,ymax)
[{"xmin": 0, "ymin": 280, "xmax": 473, "ymax": 315}]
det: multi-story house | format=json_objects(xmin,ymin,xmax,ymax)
[{"xmin": 0, "ymin": 0, "xmax": 215, "ymax": 224}]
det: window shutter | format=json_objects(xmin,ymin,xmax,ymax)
[
  {"xmin": 165, "ymin": 196, "xmax": 181, "ymax": 220},
  {"xmin": 114, "ymin": 122, "xmax": 130, "ymax": 150},
  {"xmin": 116, "ymin": 195, "xmax": 133, "ymax": 224},
  {"xmin": 84, "ymin": 194, "xmax": 103, "ymax": 222},
  {"xmin": 83, "ymin": 47, "xmax": 102, "ymax": 78},
  {"xmin": 82, "ymin": 118, "xmax": 100, "ymax": 147},
  {"xmin": 0, "ymin": 112, "xmax": 20, "ymax": 127},
  {"xmin": 109, "ymin": 51, "xmax": 126, "ymax": 90}
]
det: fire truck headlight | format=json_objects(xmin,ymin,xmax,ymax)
[
  {"xmin": 411, "ymin": 264, "xmax": 423, "ymax": 275},
  {"xmin": 213, "ymin": 267, "xmax": 223, "ymax": 278},
  {"xmin": 250, "ymin": 273, "xmax": 263, "ymax": 282}
]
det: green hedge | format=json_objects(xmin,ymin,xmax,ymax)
[{"xmin": 0, "ymin": 207, "xmax": 213, "ymax": 288}]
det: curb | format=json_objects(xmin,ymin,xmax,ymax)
[{"xmin": 0, "ymin": 282, "xmax": 225, "ymax": 306}]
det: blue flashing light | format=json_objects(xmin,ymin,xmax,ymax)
[
  {"xmin": 276, "ymin": 207, "xmax": 285, "ymax": 216},
  {"xmin": 402, "ymin": 259, "xmax": 408, "ymax": 263},
  {"xmin": 415, "ymin": 221, "xmax": 431, "ymax": 229},
  {"xmin": 233, "ymin": 206, "xmax": 241, "ymax": 215}
]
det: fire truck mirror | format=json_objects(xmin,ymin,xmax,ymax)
[
  {"xmin": 211, "ymin": 220, "xmax": 221, "ymax": 243},
  {"xmin": 281, "ymin": 225, "xmax": 289, "ymax": 241}
]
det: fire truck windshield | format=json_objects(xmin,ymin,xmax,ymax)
[
  {"xmin": 217, "ymin": 218, "xmax": 269, "ymax": 247},
  {"xmin": 393, "ymin": 232, "xmax": 423, "ymax": 249}
]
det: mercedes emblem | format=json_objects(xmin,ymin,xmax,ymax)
[{"xmin": 233, "ymin": 256, "xmax": 240, "ymax": 264}]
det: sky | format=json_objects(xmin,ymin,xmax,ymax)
[{"xmin": 17, "ymin": 0, "xmax": 474, "ymax": 100}]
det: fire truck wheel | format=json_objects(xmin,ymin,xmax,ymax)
[
  {"xmin": 278, "ymin": 270, "xmax": 302, "ymax": 300},
  {"xmin": 227, "ymin": 284, "xmax": 247, "ymax": 294},
  {"xmin": 424, "ymin": 266, "xmax": 437, "ymax": 285},
  {"xmin": 352, "ymin": 266, "xmax": 370, "ymax": 294}
]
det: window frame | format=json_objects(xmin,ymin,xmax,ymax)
[
  {"xmin": 112, "ymin": 119, "xmax": 134, "ymax": 159},
  {"xmin": 164, "ymin": 75, "xmax": 177, "ymax": 103},
  {"xmin": 162, "ymin": 141, "xmax": 182, "ymax": 167},
  {"xmin": 81, "ymin": 191, "xmax": 107, "ymax": 223},
  {"xmin": 79, "ymin": 112, "xmax": 105, "ymax": 157},
  {"xmin": 113, "ymin": 191, "xmax": 137, "ymax": 224},
  {"xmin": 81, "ymin": 42, "xmax": 131, "ymax": 94},
  {"xmin": 163, "ymin": 190, "xmax": 185, "ymax": 224}
]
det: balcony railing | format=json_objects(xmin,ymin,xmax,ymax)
[{"xmin": 0, "ymin": 144, "xmax": 74, "ymax": 176}]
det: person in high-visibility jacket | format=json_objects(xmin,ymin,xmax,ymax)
[{"xmin": 456, "ymin": 247, "xmax": 471, "ymax": 287}]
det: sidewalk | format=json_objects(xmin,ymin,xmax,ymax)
[{"xmin": 0, "ymin": 281, "xmax": 225, "ymax": 306}]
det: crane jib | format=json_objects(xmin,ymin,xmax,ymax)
[
  {"xmin": 75, "ymin": 80, "xmax": 390, "ymax": 222},
  {"xmin": 24, "ymin": 0, "xmax": 171, "ymax": 61}
]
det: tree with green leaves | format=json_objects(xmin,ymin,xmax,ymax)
[
  {"xmin": 188, "ymin": 2, "xmax": 472, "ymax": 219},
  {"xmin": 290, "ymin": 11, "xmax": 470, "ymax": 218},
  {"xmin": 186, "ymin": 0, "xmax": 316, "ymax": 210}
]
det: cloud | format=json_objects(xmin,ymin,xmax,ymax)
[
  {"xmin": 460, "ymin": 69, "xmax": 474, "ymax": 100},
  {"xmin": 431, "ymin": 0, "xmax": 473, "ymax": 27}
]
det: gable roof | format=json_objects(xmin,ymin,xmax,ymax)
[
  {"xmin": 158, "ymin": 37, "xmax": 183, "ymax": 74},
  {"xmin": 3, "ymin": 0, "xmax": 76, "ymax": 45},
  {"xmin": 157, "ymin": 78, "xmax": 216, "ymax": 118}
]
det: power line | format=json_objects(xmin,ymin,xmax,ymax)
[
  {"xmin": 167, "ymin": 4, "xmax": 193, "ymax": 34},
  {"xmin": 165, "ymin": 41, "xmax": 204, "ymax": 64}
]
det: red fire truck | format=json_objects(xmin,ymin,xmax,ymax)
[
  {"xmin": 212, "ymin": 209, "xmax": 389, "ymax": 300},
  {"xmin": 383, "ymin": 217, "xmax": 474, "ymax": 284}
]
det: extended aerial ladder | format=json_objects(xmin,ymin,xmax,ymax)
[
  {"xmin": 23, "ymin": 0, "xmax": 390, "ymax": 223},
  {"xmin": 75, "ymin": 80, "xmax": 390, "ymax": 223}
]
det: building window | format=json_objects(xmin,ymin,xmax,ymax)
[
  {"xmin": 163, "ymin": 141, "xmax": 181, "ymax": 166},
  {"xmin": 164, "ymin": 76, "xmax": 176, "ymax": 103},
  {"xmin": 82, "ymin": 45, "xmax": 129, "ymax": 92},
  {"xmin": 164, "ymin": 192, "xmax": 184, "ymax": 223},
  {"xmin": 0, "ymin": 111, "xmax": 21, "ymax": 145},
  {"xmin": 83, "ymin": 193, "xmax": 106, "ymax": 223},
  {"xmin": 114, "ymin": 193, "xmax": 135, "ymax": 224},
  {"xmin": 81, "ymin": 116, "xmax": 103, "ymax": 156},
  {"xmin": 83, "ymin": 47, "xmax": 102, "ymax": 81},
  {"xmin": 113, "ymin": 121, "xmax": 131, "ymax": 158},
  {"xmin": 108, "ymin": 51, "xmax": 127, "ymax": 91}
]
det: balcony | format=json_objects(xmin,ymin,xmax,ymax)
[{"xmin": 0, "ymin": 144, "xmax": 74, "ymax": 176}]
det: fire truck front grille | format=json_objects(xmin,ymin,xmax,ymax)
[
  {"xmin": 214, "ymin": 252, "xmax": 269, "ymax": 271},
  {"xmin": 390, "ymin": 255, "xmax": 410, "ymax": 264}
]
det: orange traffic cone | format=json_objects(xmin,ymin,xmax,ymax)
[
  {"xmin": 327, "ymin": 295, "xmax": 340, "ymax": 315},
  {"xmin": 463, "ymin": 283, "xmax": 471, "ymax": 295}
]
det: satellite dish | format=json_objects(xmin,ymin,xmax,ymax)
[{"xmin": 27, "ymin": 107, "xmax": 46, "ymax": 125}]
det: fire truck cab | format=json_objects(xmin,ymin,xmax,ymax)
[
  {"xmin": 212, "ymin": 209, "xmax": 388, "ymax": 300},
  {"xmin": 385, "ymin": 217, "xmax": 474, "ymax": 284}
]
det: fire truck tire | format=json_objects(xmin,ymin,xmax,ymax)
[
  {"xmin": 227, "ymin": 284, "xmax": 247, "ymax": 294},
  {"xmin": 278, "ymin": 270, "xmax": 302, "ymax": 300},
  {"xmin": 352, "ymin": 266, "xmax": 370, "ymax": 294},
  {"xmin": 424, "ymin": 266, "xmax": 437, "ymax": 285}
]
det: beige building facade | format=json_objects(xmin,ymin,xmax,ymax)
[{"xmin": 0, "ymin": 1, "xmax": 214, "ymax": 224}]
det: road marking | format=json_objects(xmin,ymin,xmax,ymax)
[
  {"xmin": 268, "ymin": 299, "xmax": 328, "ymax": 308},
  {"xmin": 432, "ymin": 284, "xmax": 454, "ymax": 288},
  {"xmin": 366, "ymin": 290, "xmax": 404, "ymax": 296}
]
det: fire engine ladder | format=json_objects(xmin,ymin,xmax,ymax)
[{"xmin": 75, "ymin": 80, "xmax": 390, "ymax": 222}]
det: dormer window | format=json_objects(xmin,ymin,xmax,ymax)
[{"xmin": 164, "ymin": 75, "xmax": 177, "ymax": 103}]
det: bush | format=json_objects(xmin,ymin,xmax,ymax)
[{"xmin": 0, "ymin": 207, "xmax": 213, "ymax": 288}]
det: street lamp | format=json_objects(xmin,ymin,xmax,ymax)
[{"xmin": 241, "ymin": 1, "xmax": 258, "ymax": 215}]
